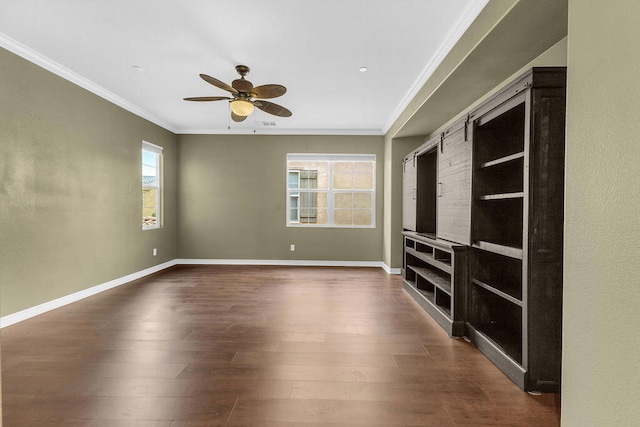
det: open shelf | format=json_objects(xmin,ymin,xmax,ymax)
[
  {"xmin": 473, "ymin": 101, "xmax": 525, "ymax": 165},
  {"xmin": 468, "ymin": 284, "xmax": 523, "ymax": 364},
  {"xmin": 476, "ymin": 155, "xmax": 524, "ymax": 196},
  {"xmin": 408, "ymin": 265, "xmax": 451, "ymax": 294},
  {"xmin": 402, "ymin": 232, "xmax": 467, "ymax": 337},
  {"xmin": 405, "ymin": 239, "xmax": 453, "ymax": 274},
  {"xmin": 479, "ymin": 151, "xmax": 525, "ymax": 169},
  {"xmin": 470, "ymin": 248, "xmax": 523, "ymax": 300},
  {"xmin": 473, "ymin": 198, "xmax": 524, "ymax": 249}
]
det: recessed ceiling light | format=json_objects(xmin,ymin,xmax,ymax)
[
  {"xmin": 132, "ymin": 65, "xmax": 144, "ymax": 71},
  {"xmin": 359, "ymin": 66, "xmax": 368, "ymax": 73}
]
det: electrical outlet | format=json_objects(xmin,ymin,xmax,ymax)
[
  {"xmin": 153, "ymin": 248, "xmax": 157, "ymax": 256},
  {"xmin": 290, "ymin": 244, "xmax": 295, "ymax": 252}
]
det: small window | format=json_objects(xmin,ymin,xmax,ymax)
[
  {"xmin": 142, "ymin": 141, "xmax": 162, "ymax": 229},
  {"xmin": 286, "ymin": 154, "xmax": 375, "ymax": 228}
]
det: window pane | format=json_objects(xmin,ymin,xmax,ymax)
[
  {"xmin": 353, "ymin": 173, "xmax": 374, "ymax": 189},
  {"xmin": 288, "ymin": 160, "xmax": 307, "ymax": 170},
  {"xmin": 300, "ymin": 170, "xmax": 317, "ymax": 189},
  {"xmin": 290, "ymin": 196, "xmax": 299, "ymax": 222},
  {"xmin": 309, "ymin": 161, "xmax": 329, "ymax": 174},
  {"xmin": 335, "ymin": 193, "xmax": 352, "ymax": 209},
  {"xmin": 142, "ymin": 144, "xmax": 162, "ymax": 229},
  {"xmin": 316, "ymin": 192, "xmax": 328, "ymax": 210},
  {"xmin": 353, "ymin": 161, "xmax": 373, "ymax": 173},
  {"xmin": 334, "ymin": 209, "xmax": 353, "ymax": 225},
  {"xmin": 353, "ymin": 192, "xmax": 372, "ymax": 208},
  {"xmin": 333, "ymin": 173, "xmax": 352, "ymax": 189},
  {"xmin": 142, "ymin": 150, "xmax": 158, "ymax": 186},
  {"xmin": 299, "ymin": 191, "xmax": 318, "ymax": 223},
  {"xmin": 334, "ymin": 162, "xmax": 352, "ymax": 173},
  {"xmin": 315, "ymin": 172, "xmax": 329, "ymax": 190},
  {"xmin": 142, "ymin": 188, "xmax": 158, "ymax": 227},
  {"xmin": 286, "ymin": 155, "xmax": 375, "ymax": 228},
  {"xmin": 142, "ymin": 150, "xmax": 157, "ymax": 167},
  {"xmin": 288, "ymin": 171, "xmax": 299, "ymax": 189},
  {"xmin": 353, "ymin": 209, "xmax": 372, "ymax": 226},
  {"xmin": 315, "ymin": 208, "xmax": 328, "ymax": 225}
]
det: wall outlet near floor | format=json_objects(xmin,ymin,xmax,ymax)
[
  {"xmin": 153, "ymin": 248, "xmax": 157, "ymax": 256},
  {"xmin": 290, "ymin": 244, "xmax": 295, "ymax": 252}
]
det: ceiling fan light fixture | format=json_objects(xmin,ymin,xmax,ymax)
[{"xmin": 230, "ymin": 99, "xmax": 254, "ymax": 116}]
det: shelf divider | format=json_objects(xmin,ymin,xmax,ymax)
[
  {"xmin": 471, "ymin": 278, "xmax": 523, "ymax": 307},
  {"xmin": 479, "ymin": 192, "xmax": 524, "ymax": 201},
  {"xmin": 478, "ymin": 151, "xmax": 525, "ymax": 169},
  {"xmin": 405, "ymin": 247, "xmax": 452, "ymax": 274},
  {"xmin": 409, "ymin": 265, "xmax": 451, "ymax": 295},
  {"xmin": 473, "ymin": 241, "xmax": 523, "ymax": 259}
]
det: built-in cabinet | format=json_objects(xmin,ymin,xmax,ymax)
[
  {"xmin": 401, "ymin": 67, "xmax": 566, "ymax": 393},
  {"xmin": 403, "ymin": 231, "xmax": 467, "ymax": 337}
]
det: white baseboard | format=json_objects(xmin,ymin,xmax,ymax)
[
  {"xmin": 1, "ymin": 258, "xmax": 401, "ymax": 328},
  {"xmin": 178, "ymin": 259, "xmax": 401, "ymax": 274},
  {"xmin": 176, "ymin": 258, "xmax": 388, "ymax": 268},
  {"xmin": 0, "ymin": 260, "xmax": 177, "ymax": 329},
  {"xmin": 381, "ymin": 263, "xmax": 402, "ymax": 275}
]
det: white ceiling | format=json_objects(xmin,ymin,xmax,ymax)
[{"xmin": 0, "ymin": 1, "xmax": 487, "ymax": 135}]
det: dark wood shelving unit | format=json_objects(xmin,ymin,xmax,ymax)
[
  {"xmin": 468, "ymin": 67, "xmax": 566, "ymax": 392},
  {"xmin": 403, "ymin": 231, "xmax": 467, "ymax": 337},
  {"xmin": 401, "ymin": 67, "xmax": 566, "ymax": 392}
]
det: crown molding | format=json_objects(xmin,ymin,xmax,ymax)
[
  {"xmin": 0, "ymin": 32, "xmax": 178, "ymax": 133},
  {"xmin": 382, "ymin": 0, "xmax": 489, "ymax": 135},
  {"xmin": 176, "ymin": 127, "xmax": 384, "ymax": 136}
]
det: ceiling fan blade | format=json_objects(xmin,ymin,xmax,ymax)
[
  {"xmin": 200, "ymin": 74, "xmax": 238, "ymax": 94},
  {"xmin": 231, "ymin": 112, "xmax": 248, "ymax": 122},
  {"xmin": 255, "ymin": 100, "xmax": 292, "ymax": 117},
  {"xmin": 232, "ymin": 78, "xmax": 253, "ymax": 93},
  {"xmin": 252, "ymin": 84, "xmax": 287, "ymax": 99},
  {"xmin": 183, "ymin": 96, "xmax": 231, "ymax": 102}
]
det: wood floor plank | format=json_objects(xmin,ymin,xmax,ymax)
[
  {"xmin": 1, "ymin": 265, "xmax": 560, "ymax": 425},
  {"xmin": 228, "ymin": 398, "xmax": 454, "ymax": 425}
]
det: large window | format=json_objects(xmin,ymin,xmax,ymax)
[
  {"xmin": 142, "ymin": 141, "xmax": 162, "ymax": 229},
  {"xmin": 287, "ymin": 154, "xmax": 375, "ymax": 228}
]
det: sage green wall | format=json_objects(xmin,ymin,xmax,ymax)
[
  {"xmin": 177, "ymin": 134, "xmax": 384, "ymax": 262},
  {"xmin": 562, "ymin": 2, "xmax": 640, "ymax": 425},
  {"xmin": 426, "ymin": 37, "xmax": 568, "ymax": 141},
  {"xmin": 0, "ymin": 47, "xmax": 178, "ymax": 317}
]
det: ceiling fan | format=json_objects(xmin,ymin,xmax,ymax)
[{"xmin": 184, "ymin": 65, "xmax": 292, "ymax": 122}]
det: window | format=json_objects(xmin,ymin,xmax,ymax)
[
  {"xmin": 142, "ymin": 141, "xmax": 162, "ymax": 229},
  {"xmin": 286, "ymin": 154, "xmax": 375, "ymax": 227}
]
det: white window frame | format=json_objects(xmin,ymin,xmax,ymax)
[
  {"xmin": 286, "ymin": 153, "xmax": 376, "ymax": 228},
  {"xmin": 288, "ymin": 170, "xmax": 301, "ymax": 223},
  {"xmin": 142, "ymin": 141, "xmax": 163, "ymax": 230}
]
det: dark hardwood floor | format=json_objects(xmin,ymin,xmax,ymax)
[{"xmin": 1, "ymin": 265, "xmax": 560, "ymax": 425}]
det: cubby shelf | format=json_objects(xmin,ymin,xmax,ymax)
[
  {"xmin": 402, "ymin": 231, "xmax": 467, "ymax": 337},
  {"xmin": 405, "ymin": 247, "xmax": 452, "ymax": 274},
  {"xmin": 409, "ymin": 265, "xmax": 452, "ymax": 294}
]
